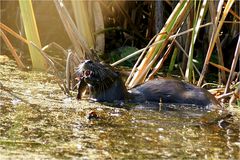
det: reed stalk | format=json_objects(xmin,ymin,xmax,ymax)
[
  {"xmin": 30, "ymin": 41, "xmax": 70, "ymax": 95},
  {"xmin": 174, "ymin": 40, "xmax": 201, "ymax": 76},
  {"xmin": 209, "ymin": 1, "xmax": 226, "ymax": 83},
  {"xmin": 127, "ymin": 0, "xmax": 192, "ymax": 88},
  {"xmin": 92, "ymin": 1, "xmax": 105, "ymax": 53},
  {"xmin": 0, "ymin": 30, "xmax": 25, "ymax": 69},
  {"xmin": 185, "ymin": 0, "xmax": 208, "ymax": 82},
  {"xmin": 19, "ymin": 0, "xmax": 46, "ymax": 70},
  {"xmin": 0, "ymin": 23, "xmax": 28, "ymax": 44},
  {"xmin": 72, "ymin": 1, "xmax": 105, "ymax": 54},
  {"xmin": 54, "ymin": 0, "xmax": 94, "ymax": 60},
  {"xmin": 72, "ymin": 1, "xmax": 94, "ymax": 49},
  {"xmin": 197, "ymin": 0, "xmax": 235, "ymax": 86},
  {"xmin": 168, "ymin": 47, "xmax": 179, "ymax": 74},
  {"xmin": 147, "ymin": 27, "xmax": 182, "ymax": 80},
  {"xmin": 112, "ymin": 22, "xmax": 213, "ymax": 67},
  {"xmin": 224, "ymin": 35, "xmax": 240, "ymax": 94}
]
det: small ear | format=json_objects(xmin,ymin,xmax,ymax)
[
  {"xmin": 115, "ymin": 71, "xmax": 121, "ymax": 75},
  {"xmin": 113, "ymin": 71, "xmax": 121, "ymax": 78}
]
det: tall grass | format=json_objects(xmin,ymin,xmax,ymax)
[
  {"xmin": 54, "ymin": 0, "xmax": 104, "ymax": 61},
  {"xmin": 72, "ymin": 1, "xmax": 94, "ymax": 49},
  {"xmin": 197, "ymin": 0, "xmax": 235, "ymax": 86},
  {"xmin": 19, "ymin": 0, "xmax": 46, "ymax": 70},
  {"xmin": 122, "ymin": 0, "xmax": 238, "ymax": 93},
  {"xmin": 0, "ymin": 29, "xmax": 25, "ymax": 69},
  {"xmin": 185, "ymin": 0, "xmax": 208, "ymax": 82},
  {"xmin": 2, "ymin": 1, "xmax": 238, "ymax": 103},
  {"xmin": 72, "ymin": 1, "xmax": 105, "ymax": 55},
  {"xmin": 127, "ymin": 0, "xmax": 192, "ymax": 88}
]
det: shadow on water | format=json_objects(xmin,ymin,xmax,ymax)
[{"xmin": 0, "ymin": 61, "xmax": 240, "ymax": 159}]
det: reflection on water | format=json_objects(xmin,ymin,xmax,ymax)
[{"xmin": 0, "ymin": 61, "xmax": 240, "ymax": 159}]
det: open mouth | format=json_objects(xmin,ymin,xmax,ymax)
[{"xmin": 79, "ymin": 70, "xmax": 93, "ymax": 78}]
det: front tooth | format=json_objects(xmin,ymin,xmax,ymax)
[{"xmin": 84, "ymin": 70, "xmax": 89, "ymax": 77}]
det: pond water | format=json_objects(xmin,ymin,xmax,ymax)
[{"xmin": 1, "ymin": 61, "xmax": 240, "ymax": 159}]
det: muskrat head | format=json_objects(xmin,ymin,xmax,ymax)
[
  {"xmin": 76, "ymin": 60, "xmax": 119, "ymax": 86},
  {"xmin": 76, "ymin": 60, "xmax": 127, "ymax": 102}
]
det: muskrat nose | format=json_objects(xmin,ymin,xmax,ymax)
[{"xmin": 84, "ymin": 60, "xmax": 93, "ymax": 64}]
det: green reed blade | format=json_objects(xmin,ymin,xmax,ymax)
[{"xmin": 19, "ymin": 0, "xmax": 46, "ymax": 70}]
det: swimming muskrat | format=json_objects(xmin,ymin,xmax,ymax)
[{"xmin": 76, "ymin": 60, "xmax": 221, "ymax": 109}]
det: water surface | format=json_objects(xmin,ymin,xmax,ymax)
[{"xmin": 1, "ymin": 61, "xmax": 239, "ymax": 159}]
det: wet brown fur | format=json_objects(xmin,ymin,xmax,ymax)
[{"xmin": 76, "ymin": 60, "xmax": 220, "ymax": 109}]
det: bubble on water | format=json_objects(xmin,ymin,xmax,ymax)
[
  {"xmin": 159, "ymin": 135, "xmax": 165, "ymax": 140},
  {"xmin": 11, "ymin": 98, "xmax": 21, "ymax": 105},
  {"xmin": 24, "ymin": 90, "xmax": 31, "ymax": 96},
  {"xmin": 76, "ymin": 144, "xmax": 82, "ymax": 150},
  {"xmin": 157, "ymin": 128, "xmax": 164, "ymax": 132},
  {"xmin": 63, "ymin": 97, "xmax": 72, "ymax": 104}
]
